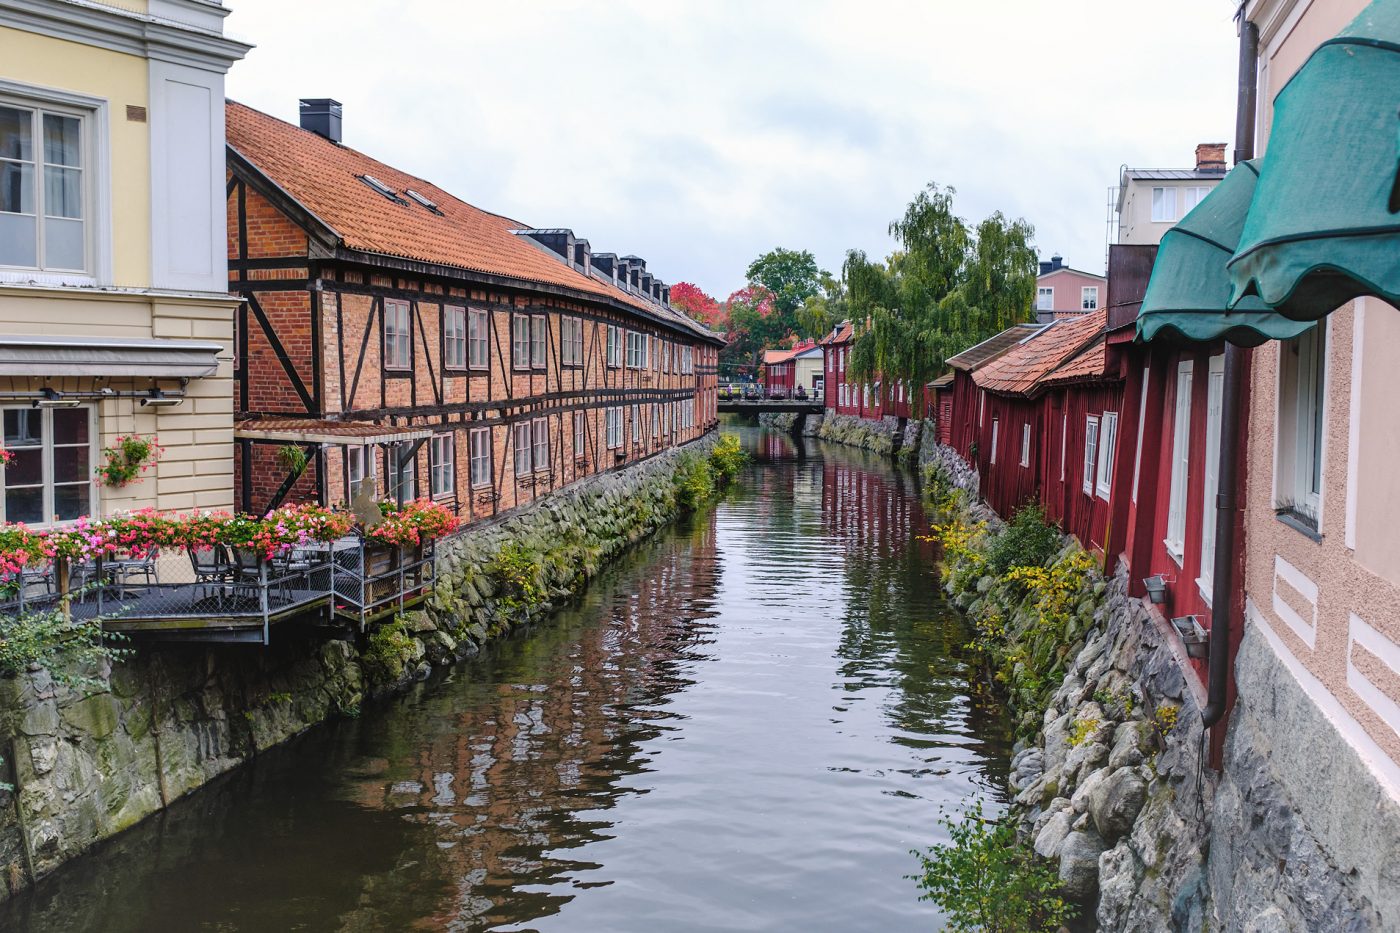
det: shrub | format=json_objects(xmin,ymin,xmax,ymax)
[
  {"xmin": 984, "ymin": 503, "xmax": 1061, "ymax": 577},
  {"xmin": 673, "ymin": 452, "xmax": 716, "ymax": 512},
  {"xmin": 362, "ymin": 617, "xmax": 416, "ymax": 685},
  {"xmin": 489, "ymin": 543, "xmax": 545, "ymax": 620},
  {"xmin": 708, "ymin": 433, "xmax": 747, "ymax": 483},
  {"xmin": 0, "ymin": 605, "xmax": 127, "ymax": 685},
  {"xmin": 911, "ymin": 800, "xmax": 1076, "ymax": 933}
]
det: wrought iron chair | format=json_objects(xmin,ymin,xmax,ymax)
[{"xmin": 187, "ymin": 544, "xmax": 233, "ymax": 602}]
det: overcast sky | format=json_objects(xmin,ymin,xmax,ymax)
[{"xmin": 223, "ymin": 0, "xmax": 1241, "ymax": 298}]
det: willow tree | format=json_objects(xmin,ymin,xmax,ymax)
[{"xmin": 845, "ymin": 183, "xmax": 1037, "ymax": 414}]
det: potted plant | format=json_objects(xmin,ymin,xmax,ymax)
[{"xmin": 95, "ymin": 435, "xmax": 163, "ymax": 488}]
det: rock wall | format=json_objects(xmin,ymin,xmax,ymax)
[
  {"xmin": 0, "ymin": 435, "xmax": 717, "ymax": 902},
  {"xmin": 813, "ymin": 413, "xmax": 905, "ymax": 456},
  {"xmin": 927, "ymin": 437, "xmax": 1391, "ymax": 930},
  {"xmin": 757, "ymin": 412, "xmax": 799, "ymax": 432}
]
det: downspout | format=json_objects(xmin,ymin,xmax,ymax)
[{"xmin": 1203, "ymin": 7, "xmax": 1258, "ymax": 730}]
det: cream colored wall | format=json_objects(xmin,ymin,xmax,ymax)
[
  {"xmin": 1252, "ymin": 0, "xmax": 1367, "ymax": 154},
  {"xmin": 0, "ymin": 290, "xmax": 237, "ymax": 519},
  {"xmin": 1116, "ymin": 178, "xmax": 1219, "ymax": 246},
  {"xmin": 795, "ymin": 355, "xmax": 823, "ymax": 392},
  {"xmin": 0, "ymin": 24, "xmax": 151, "ymax": 288}
]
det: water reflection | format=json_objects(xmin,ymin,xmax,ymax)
[{"xmin": 2, "ymin": 426, "xmax": 1010, "ymax": 932}]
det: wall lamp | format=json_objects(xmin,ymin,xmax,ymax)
[
  {"xmin": 140, "ymin": 390, "xmax": 186, "ymax": 408},
  {"xmin": 33, "ymin": 389, "xmax": 81, "ymax": 409},
  {"xmin": 1170, "ymin": 615, "xmax": 1209, "ymax": 659}
]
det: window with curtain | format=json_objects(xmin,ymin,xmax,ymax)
[
  {"xmin": 1151, "ymin": 187, "xmax": 1177, "ymax": 223},
  {"xmin": 0, "ymin": 102, "xmax": 87, "ymax": 273}
]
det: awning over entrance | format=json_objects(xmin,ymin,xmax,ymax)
[
  {"xmin": 0, "ymin": 335, "xmax": 223, "ymax": 378},
  {"xmin": 234, "ymin": 419, "xmax": 434, "ymax": 445},
  {"xmin": 1228, "ymin": 0, "xmax": 1400, "ymax": 320},
  {"xmin": 1138, "ymin": 162, "xmax": 1315, "ymax": 346}
]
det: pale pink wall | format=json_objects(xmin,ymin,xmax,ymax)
[{"xmin": 1036, "ymin": 268, "xmax": 1106, "ymax": 314}]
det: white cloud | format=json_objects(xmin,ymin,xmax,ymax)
[{"xmin": 225, "ymin": 0, "xmax": 1240, "ymax": 296}]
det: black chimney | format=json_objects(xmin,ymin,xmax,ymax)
[
  {"xmin": 1051, "ymin": 253, "xmax": 1063, "ymax": 271},
  {"xmin": 300, "ymin": 99, "xmax": 342, "ymax": 143}
]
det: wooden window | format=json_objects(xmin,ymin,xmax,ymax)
[
  {"xmin": 1019, "ymin": 423, "xmax": 1031, "ymax": 468},
  {"xmin": 561, "ymin": 317, "xmax": 583, "ymax": 366},
  {"xmin": 387, "ymin": 444, "xmax": 416, "ymax": 501},
  {"xmin": 1199, "ymin": 355, "xmax": 1225, "ymax": 595},
  {"xmin": 662, "ymin": 340, "xmax": 669, "ymax": 373},
  {"xmin": 430, "ymin": 433, "xmax": 454, "ymax": 498},
  {"xmin": 651, "ymin": 404, "xmax": 659, "ymax": 439},
  {"xmin": 513, "ymin": 422, "xmax": 532, "ymax": 476},
  {"xmin": 606, "ymin": 407, "xmax": 623, "ymax": 449},
  {"xmin": 1165, "ymin": 360, "xmax": 1193, "ymax": 561},
  {"xmin": 384, "ymin": 300, "xmax": 411, "ymax": 369},
  {"xmin": 0, "ymin": 405, "xmax": 95, "ymax": 525},
  {"xmin": 573, "ymin": 412, "xmax": 586, "ymax": 460},
  {"xmin": 347, "ymin": 443, "xmax": 376, "ymax": 498},
  {"xmin": 468, "ymin": 308, "xmax": 489, "ymax": 370},
  {"xmin": 626, "ymin": 331, "xmax": 646, "ymax": 369},
  {"xmin": 532, "ymin": 417, "xmax": 549, "ymax": 471},
  {"xmin": 1131, "ymin": 364, "xmax": 1149, "ymax": 503},
  {"xmin": 1081, "ymin": 287, "xmax": 1099, "ymax": 311},
  {"xmin": 1083, "ymin": 415, "xmax": 1099, "ymax": 496},
  {"xmin": 1095, "ymin": 411, "xmax": 1118, "ymax": 500},
  {"xmin": 606, "ymin": 325, "xmax": 621, "ymax": 368},
  {"xmin": 1059, "ymin": 411, "xmax": 1067, "ymax": 482},
  {"xmin": 990, "ymin": 417, "xmax": 999, "ymax": 465},
  {"xmin": 443, "ymin": 306, "xmax": 467, "ymax": 369},
  {"xmin": 511, "ymin": 315, "xmax": 531, "ymax": 370},
  {"xmin": 1276, "ymin": 327, "xmax": 1326, "ymax": 531},
  {"xmin": 530, "ymin": 314, "xmax": 547, "ymax": 369},
  {"xmin": 469, "ymin": 427, "xmax": 492, "ymax": 488},
  {"xmin": 1037, "ymin": 287, "xmax": 1053, "ymax": 311},
  {"xmin": 1151, "ymin": 187, "xmax": 1177, "ymax": 223},
  {"xmin": 0, "ymin": 101, "xmax": 90, "ymax": 274}
]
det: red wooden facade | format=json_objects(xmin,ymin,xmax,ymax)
[
  {"xmin": 225, "ymin": 101, "xmax": 721, "ymax": 520},
  {"xmin": 818, "ymin": 321, "xmax": 914, "ymax": 420},
  {"xmin": 761, "ymin": 347, "xmax": 796, "ymax": 394}
]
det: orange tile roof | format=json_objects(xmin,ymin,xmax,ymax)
[
  {"xmin": 763, "ymin": 347, "xmax": 799, "ymax": 365},
  {"xmin": 225, "ymin": 101, "xmax": 716, "ymax": 342},
  {"xmin": 973, "ymin": 309, "xmax": 1106, "ymax": 396},
  {"xmin": 1040, "ymin": 336, "xmax": 1108, "ymax": 386},
  {"xmin": 819, "ymin": 321, "xmax": 855, "ymax": 346}
]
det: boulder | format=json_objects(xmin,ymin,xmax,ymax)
[
  {"xmin": 1034, "ymin": 808, "xmax": 1074, "ymax": 859},
  {"xmin": 1071, "ymin": 766, "xmax": 1110, "ymax": 813},
  {"xmin": 1088, "ymin": 767, "xmax": 1148, "ymax": 842},
  {"xmin": 1058, "ymin": 830, "xmax": 1108, "ymax": 900},
  {"xmin": 1108, "ymin": 720, "xmax": 1150, "ymax": 770}
]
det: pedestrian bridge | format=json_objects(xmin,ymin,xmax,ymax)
[{"xmin": 717, "ymin": 398, "xmax": 824, "ymax": 414}]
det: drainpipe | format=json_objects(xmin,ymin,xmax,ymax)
[{"xmin": 1203, "ymin": 7, "xmax": 1258, "ymax": 730}]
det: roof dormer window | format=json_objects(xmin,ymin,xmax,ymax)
[
  {"xmin": 405, "ymin": 188, "xmax": 442, "ymax": 215},
  {"xmin": 359, "ymin": 174, "xmax": 404, "ymax": 204}
]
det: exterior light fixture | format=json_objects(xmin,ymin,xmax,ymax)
[
  {"xmin": 33, "ymin": 388, "xmax": 80, "ymax": 409},
  {"xmin": 140, "ymin": 390, "xmax": 185, "ymax": 408},
  {"xmin": 1170, "ymin": 615, "xmax": 1209, "ymax": 659}
]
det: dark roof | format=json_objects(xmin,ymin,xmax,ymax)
[
  {"xmin": 929, "ymin": 372, "xmax": 955, "ymax": 388},
  {"xmin": 945, "ymin": 323, "xmax": 1047, "ymax": 372},
  {"xmin": 1123, "ymin": 168, "xmax": 1228, "ymax": 181}
]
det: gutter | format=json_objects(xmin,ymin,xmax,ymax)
[{"xmin": 1203, "ymin": 6, "xmax": 1259, "ymax": 731}]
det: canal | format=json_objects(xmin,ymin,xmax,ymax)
[{"xmin": 1, "ymin": 427, "xmax": 1012, "ymax": 932}]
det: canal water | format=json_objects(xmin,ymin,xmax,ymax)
[{"xmin": 2, "ymin": 427, "xmax": 1012, "ymax": 932}]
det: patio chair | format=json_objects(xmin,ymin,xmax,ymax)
[
  {"xmin": 109, "ymin": 550, "xmax": 159, "ymax": 597},
  {"xmin": 187, "ymin": 544, "xmax": 232, "ymax": 601},
  {"xmin": 230, "ymin": 548, "xmax": 267, "ymax": 606},
  {"xmin": 269, "ymin": 549, "xmax": 314, "ymax": 603}
]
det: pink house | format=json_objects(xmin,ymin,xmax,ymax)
[{"xmin": 1035, "ymin": 255, "xmax": 1107, "ymax": 323}]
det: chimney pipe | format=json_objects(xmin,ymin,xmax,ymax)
[{"xmin": 299, "ymin": 98, "xmax": 342, "ymax": 143}]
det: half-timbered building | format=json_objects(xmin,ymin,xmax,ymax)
[{"xmin": 224, "ymin": 99, "xmax": 722, "ymax": 520}]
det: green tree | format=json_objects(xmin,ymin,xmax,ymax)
[
  {"xmin": 845, "ymin": 183, "xmax": 1036, "ymax": 414},
  {"xmin": 745, "ymin": 247, "xmax": 826, "ymax": 323},
  {"xmin": 795, "ymin": 270, "xmax": 847, "ymax": 341}
]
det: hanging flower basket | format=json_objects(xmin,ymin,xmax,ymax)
[{"xmin": 95, "ymin": 435, "xmax": 164, "ymax": 488}]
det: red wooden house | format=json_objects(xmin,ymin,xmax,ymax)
[
  {"xmin": 944, "ymin": 323, "xmax": 1047, "ymax": 463},
  {"xmin": 225, "ymin": 99, "xmax": 722, "ymax": 520},
  {"xmin": 970, "ymin": 311, "xmax": 1108, "ymax": 523},
  {"xmin": 761, "ymin": 347, "xmax": 796, "ymax": 395},
  {"xmin": 818, "ymin": 320, "xmax": 916, "ymax": 420}
]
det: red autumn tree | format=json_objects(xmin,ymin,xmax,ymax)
[{"xmin": 670, "ymin": 281, "xmax": 727, "ymax": 330}]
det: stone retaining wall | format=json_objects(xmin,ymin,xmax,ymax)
[
  {"xmin": 0, "ymin": 435, "xmax": 717, "ymax": 902},
  {"xmin": 925, "ymin": 438, "xmax": 1387, "ymax": 929},
  {"xmin": 757, "ymin": 412, "xmax": 799, "ymax": 432},
  {"xmin": 812, "ymin": 413, "xmax": 905, "ymax": 456}
]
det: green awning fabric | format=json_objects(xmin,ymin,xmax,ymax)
[
  {"xmin": 1228, "ymin": 0, "xmax": 1400, "ymax": 320},
  {"xmin": 1138, "ymin": 161, "xmax": 1315, "ymax": 346}
]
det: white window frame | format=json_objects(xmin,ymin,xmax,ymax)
[
  {"xmin": 1081, "ymin": 287, "xmax": 1099, "ymax": 311},
  {"xmin": 573, "ymin": 412, "xmax": 586, "ymax": 460},
  {"xmin": 512, "ymin": 315, "xmax": 531, "ymax": 370},
  {"xmin": 1165, "ymin": 360, "xmax": 1193, "ymax": 562},
  {"xmin": 443, "ymin": 306, "xmax": 467, "ymax": 369},
  {"xmin": 1151, "ymin": 186, "xmax": 1177, "ymax": 223},
  {"xmin": 469, "ymin": 427, "xmax": 492, "ymax": 488},
  {"xmin": 990, "ymin": 417, "xmax": 999, "ymax": 466},
  {"xmin": 1198, "ymin": 355, "xmax": 1225, "ymax": 598},
  {"xmin": 384, "ymin": 300, "xmax": 412, "ymax": 370},
  {"xmin": 1083, "ymin": 415, "xmax": 1099, "ymax": 496},
  {"xmin": 1182, "ymin": 186, "xmax": 1211, "ymax": 215},
  {"xmin": 1059, "ymin": 411, "xmax": 1068, "ymax": 482},
  {"xmin": 429, "ymin": 433, "xmax": 455, "ymax": 498},
  {"xmin": 0, "ymin": 84, "xmax": 110, "ymax": 286},
  {"xmin": 0, "ymin": 404, "xmax": 98, "ymax": 527},
  {"xmin": 1037, "ymin": 286, "xmax": 1054, "ymax": 311},
  {"xmin": 532, "ymin": 417, "xmax": 549, "ymax": 472},
  {"xmin": 513, "ymin": 421, "xmax": 533, "ymax": 476},
  {"xmin": 651, "ymin": 403, "xmax": 659, "ymax": 439},
  {"xmin": 1275, "ymin": 325, "xmax": 1326, "ymax": 530},
  {"xmin": 608, "ymin": 407, "xmax": 624, "ymax": 449},
  {"xmin": 1132, "ymin": 364, "xmax": 1149, "ymax": 503},
  {"xmin": 530, "ymin": 314, "xmax": 547, "ymax": 370},
  {"xmin": 387, "ymin": 443, "xmax": 417, "ymax": 501},
  {"xmin": 1095, "ymin": 411, "xmax": 1118, "ymax": 501},
  {"xmin": 468, "ymin": 308, "xmax": 489, "ymax": 370},
  {"xmin": 347, "ymin": 443, "xmax": 377, "ymax": 496},
  {"xmin": 606, "ymin": 325, "xmax": 622, "ymax": 368},
  {"xmin": 1019, "ymin": 423, "xmax": 1031, "ymax": 468}
]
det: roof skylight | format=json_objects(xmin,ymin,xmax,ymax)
[
  {"xmin": 358, "ymin": 174, "xmax": 405, "ymax": 204},
  {"xmin": 405, "ymin": 189, "xmax": 443, "ymax": 215}
]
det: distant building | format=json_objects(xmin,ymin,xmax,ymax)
[
  {"xmin": 760, "ymin": 340, "xmax": 821, "ymax": 396},
  {"xmin": 1035, "ymin": 255, "xmax": 1107, "ymax": 323},
  {"xmin": 1112, "ymin": 143, "xmax": 1229, "ymax": 247}
]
